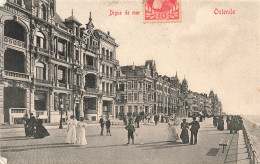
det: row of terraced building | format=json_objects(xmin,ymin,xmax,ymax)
[{"xmin": 0, "ymin": 0, "xmax": 222, "ymax": 124}]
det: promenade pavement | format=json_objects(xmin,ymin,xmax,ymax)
[{"xmin": 0, "ymin": 118, "xmax": 247, "ymax": 164}]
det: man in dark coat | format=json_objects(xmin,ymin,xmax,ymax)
[
  {"xmin": 189, "ymin": 117, "xmax": 200, "ymax": 145},
  {"xmin": 154, "ymin": 114, "xmax": 159, "ymax": 125},
  {"xmin": 106, "ymin": 118, "xmax": 111, "ymax": 136},
  {"xmin": 125, "ymin": 121, "xmax": 135, "ymax": 144},
  {"xmin": 135, "ymin": 114, "xmax": 140, "ymax": 128},
  {"xmin": 99, "ymin": 116, "xmax": 104, "ymax": 135},
  {"xmin": 22, "ymin": 114, "xmax": 30, "ymax": 136}
]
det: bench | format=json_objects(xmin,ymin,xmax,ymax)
[{"xmin": 219, "ymin": 139, "xmax": 229, "ymax": 153}]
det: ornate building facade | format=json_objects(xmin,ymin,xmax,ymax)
[{"xmin": 0, "ymin": 0, "xmax": 119, "ymax": 124}]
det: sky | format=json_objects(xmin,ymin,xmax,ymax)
[{"xmin": 56, "ymin": 0, "xmax": 260, "ymax": 115}]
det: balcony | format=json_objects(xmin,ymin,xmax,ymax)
[
  {"xmin": 3, "ymin": 70, "xmax": 30, "ymax": 81},
  {"xmin": 85, "ymin": 110, "xmax": 97, "ymax": 114},
  {"xmin": 101, "ymin": 55, "xmax": 119, "ymax": 65},
  {"xmin": 85, "ymin": 87, "xmax": 98, "ymax": 94},
  {"xmin": 4, "ymin": 36, "xmax": 26, "ymax": 49},
  {"xmin": 58, "ymin": 83, "xmax": 67, "ymax": 88},
  {"xmin": 83, "ymin": 65, "xmax": 98, "ymax": 72},
  {"xmin": 35, "ymin": 79, "xmax": 52, "ymax": 85},
  {"xmin": 86, "ymin": 44, "xmax": 97, "ymax": 54}
]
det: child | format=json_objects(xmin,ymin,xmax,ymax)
[
  {"xmin": 106, "ymin": 118, "xmax": 111, "ymax": 136},
  {"xmin": 125, "ymin": 121, "xmax": 135, "ymax": 144}
]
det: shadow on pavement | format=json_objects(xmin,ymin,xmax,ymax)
[
  {"xmin": 0, "ymin": 143, "xmax": 75, "ymax": 153},
  {"xmin": 136, "ymin": 141, "xmax": 190, "ymax": 150},
  {"xmin": 206, "ymin": 148, "xmax": 220, "ymax": 156},
  {"xmin": 0, "ymin": 136, "xmax": 33, "ymax": 141}
]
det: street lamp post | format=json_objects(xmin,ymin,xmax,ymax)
[{"xmin": 59, "ymin": 96, "xmax": 63, "ymax": 129}]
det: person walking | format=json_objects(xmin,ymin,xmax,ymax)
[
  {"xmin": 65, "ymin": 115, "xmax": 77, "ymax": 144},
  {"xmin": 28, "ymin": 113, "xmax": 36, "ymax": 137},
  {"xmin": 106, "ymin": 117, "xmax": 111, "ymax": 136},
  {"xmin": 180, "ymin": 119, "xmax": 189, "ymax": 144},
  {"xmin": 217, "ymin": 116, "xmax": 224, "ymax": 131},
  {"xmin": 76, "ymin": 117, "xmax": 87, "ymax": 146},
  {"xmin": 161, "ymin": 115, "xmax": 164, "ymax": 123},
  {"xmin": 154, "ymin": 114, "xmax": 159, "ymax": 125},
  {"xmin": 125, "ymin": 121, "xmax": 135, "ymax": 144},
  {"xmin": 34, "ymin": 119, "xmax": 50, "ymax": 139},
  {"xmin": 168, "ymin": 115, "xmax": 180, "ymax": 142},
  {"xmin": 22, "ymin": 114, "xmax": 30, "ymax": 137},
  {"xmin": 135, "ymin": 114, "xmax": 140, "ymax": 128},
  {"xmin": 99, "ymin": 116, "xmax": 105, "ymax": 135},
  {"xmin": 189, "ymin": 117, "xmax": 200, "ymax": 145}
]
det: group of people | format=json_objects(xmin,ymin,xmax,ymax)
[
  {"xmin": 213, "ymin": 116, "xmax": 225, "ymax": 131},
  {"xmin": 168, "ymin": 115, "xmax": 200, "ymax": 145},
  {"xmin": 99, "ymin": 116, "xmax": 111, "ymax": 136},
  {"xmin": 66, "ymin": 116, "xmax": 87, "ymax": 146},
  {"xmin": 226, "ymin": 115, "xmax": 243, "ymax": 134},
  {"xmin": 213, "ymin": 115, "xmax": 243, "ymax": 134},
  {"xmin": 23, "ymin": 113, "xmax": 50, "ymax": 139}
]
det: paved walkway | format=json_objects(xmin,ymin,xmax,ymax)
[{"xmin": 0, "ymin": 118, "xmax": 249, "ymax": 164}]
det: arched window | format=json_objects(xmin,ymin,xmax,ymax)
[
  {"xmin": 35, "ymin": 31, "xmax": 46, "ymax": 49},
  {"xmin": 41, "ymin": 4, "xmax": 47, "ymax": 20},
  {"xmin": 4, "ymin": 20, "xmax": 25, "ymax": 42},
  {"xmin": 36, "ymin": 62, "xmax": 46, "ymax": 80}
]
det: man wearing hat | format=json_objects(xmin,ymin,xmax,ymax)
[{"xmin": 188, "ymin": 117, "xmax": 200, "ymax": 145}]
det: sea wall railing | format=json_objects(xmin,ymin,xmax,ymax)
[{"xmin": 243, "ymin": 123, "xmax": 260, "ymax": 164}]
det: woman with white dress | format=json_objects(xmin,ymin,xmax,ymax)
[
  {"xmin": 76, "ymin": 117, "xmax": 87, "ymax": 146},
  {"xmin": 65, "ymin": 115, "xmax": 77, "ymax": 144},
  {"xmin": 168, "ymin": 115, "xmax": 180, "ymax": 142}
]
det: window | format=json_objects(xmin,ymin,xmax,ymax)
[
  {"xmin": 35, "ymin": 31, "xmax": 46, "ymax": 49},
  {"xmin": 102, "ymin": 82, "xmax": 105, "ymax": 92},
  {"xmin": 116, "ymin": 71, "xmax": 120, "ymax": 77},
  {"xmin": 133, "ymin": 82, "xmax": 137, "ymax": 90},
  {"xmin": 120, "ymin": 106, "xmax": 125, "ymax": 113},
  {"xmin": 110, "ymin": 52, "xmax": 113, "ymax": 59},
  {"xmin": 128, "ymin": 82, "xmax": 132, "ymax": 90},
  {"xmin": 128, "ymin": 106, "xmax": 132, "ymax": 113},
  {"xmin": 36, "ymin": 62, "xmax": 46, "ymax": 80},
  {"xmin": 134, "ymin": 106, "xmax": 138, "ymax": 113},
  {"xmin": 102, "ymin": 48, "xmax": 105, "ymax": 56},
  {"xmin": 139, "ymin": 82, "xmax": 142, "ymax": 89},
  {"xmin": 41, "ymin": 5, "xmax": 47, "ymax": 20},
  {"xmin": 134, "ymin": 93, "xmax": 138, "ymax": 101},
  {"xmin": 128, "ymin": 93, "xmax": 132, "ymax": 101},
  {"xmin": 75, "ymin": 50, "xmax": 79, "ymax": 61}
]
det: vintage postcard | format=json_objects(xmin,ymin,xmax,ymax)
[{"xmin": 0, "ymin": 0, "xmax": 259, "ymax": 163}]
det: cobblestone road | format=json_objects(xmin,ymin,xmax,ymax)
[{"xmin": 0, "ymin": 118, "xmax": 235, "ymax": 164}]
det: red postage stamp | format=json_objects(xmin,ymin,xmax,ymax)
[{"xmin": 144, "ymin": 0, "xmax": 181, "ymax": 23}]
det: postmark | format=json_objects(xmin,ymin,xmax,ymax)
[{"xmin": 144, "ymin": 0, "xmax": 181, "ymax": 23}]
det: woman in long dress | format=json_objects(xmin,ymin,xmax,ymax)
[
  {"xmin": 168, "ymin": 115, "xmax": 179, "ymax": 142},
  {"xmin": 65, "ymin": 115, "xmax": 77, "ymax": 144},
  {"xmin": 34, "ymin": 119, "xmax": 50, "ymax": 139},
  {"xmin": 76, "ymin": 117, "xmax": 87, "ymax": 146},
  {"xmin": 180, "ymin": 119, "xmax": 189, "ymax": 143}
]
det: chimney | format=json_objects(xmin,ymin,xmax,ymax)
[{"xmin": 107, "ymin": 31, "xmax": 110, "ymax": 36}]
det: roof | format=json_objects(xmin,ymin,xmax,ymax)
[
  {"xmin": 120, "ymin": 65, "xmax": 145, "ymax": 76},
  {"xmin": 54, "ymin": 12, "xmax": 67, "ymax": 29},
  {"xmin": 65, "ymin": 15, "xmax": 82, "ymax": 25},
  {"xmin": 94, "ymin": 29, "xmax": 118, "ymax": 47}
]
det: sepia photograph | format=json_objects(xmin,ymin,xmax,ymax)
[{"xmin": 0, "ymin": 0, "xmax": 259, "ymax": 163}]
